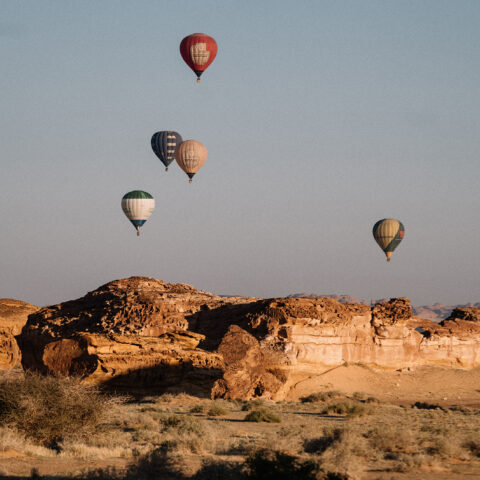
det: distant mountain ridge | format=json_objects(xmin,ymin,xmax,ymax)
[{"xmin": 287, "ymin": 294, "xmax": 480, "ymax": 323}]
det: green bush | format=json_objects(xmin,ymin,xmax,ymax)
[
  {"xmin": 244, "ymin": 408, "xmax": 281, "ymax": 423},
  {"xmin": 0, "ymin": 373, "xmax": 115, "ymax": 446}
]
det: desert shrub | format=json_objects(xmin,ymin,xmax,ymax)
[
  {"xmin": 412, "ymin": 402, "xmax": 445, "ymax": 411},
  {"xmin": 419, "ymin": 424, "xmax": 448, "ymax": 435},
  {"xmin": 365, "ymin": 426, "xmax": 413, "ymax": 454},
  {"xmin": 189, "ymin": 404, "xmax": 207, "ymax": 414},
  {"xmin": 449, "ymin": 405, "xmax": 474, "ymax": 415},
  {"xmin": 245, "ymin": 448, "xmax": 321, "ymax": 480},
  {"xmin": 244, "ymin": 408, "xmax": 281, "ymax": 423},
  {"xmin": 320, "ymin": 401, "xmax": 371, "ymax": 417},
  {"xmin": 319, "ymin": 428, "xmax": 367, "ymax": 479},
  {"xmin": 191, "ymin": 459, "xmax": 245, "ymax": 480},
  {"xmin": 463, "ymin": 437, "xmax": 480, "ymax": 457},
  {"xmin": 241, "ymin": 399, "xmax": 265, "ymax": 411},
  {"xmin": 156, "ymin": 393, "xmax": 176, "ymax": 403},
  {"xmin": 123, "ymin": 444, "xmax": 181, "ymax": 478},
  {"xmin": 0, "ymin": 373, "xmax": 115, "ymax": 446},
  {"xmin": 301, "ymin": 391, "xmax": 341, "ymax": 403},
  {"xmin": 207, "ymin": 403, "xmax": 228, "ymax": 417},
  {"xmin": 422, "ymin": 435, "xmax": 459, "ymax": 457},
  {"xmin": 304, "ymin": 427, "xmax": 345, "ymax": 454},
  {"xmin": 277, "ymin": 425, "xmax": 303, "ymax": 438},
  {"xmin": 159, "ymin": 415, "xmax": 204, "ymax": 435}
]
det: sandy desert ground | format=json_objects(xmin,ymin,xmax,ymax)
[{"xmin": 0, "ymin": 365, "xmax": 479, "ymax": 480}]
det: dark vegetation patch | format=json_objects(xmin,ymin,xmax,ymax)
[{"xmin": 412, "ymin": 401, "xmax": 446, "ymax": 411}]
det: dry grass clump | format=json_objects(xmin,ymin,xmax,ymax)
[
  {"xmin": 207, "ymin": 403, "xmax": 229, "ymax": 417},
  {"xmin": 189, "ymin": 403, "xmax": 207, "ymax": 414},
  {"xmin": 241, "ymin": 398, "xmax": 265, "ymax": 411},
  {"xmin": 244, "ymin": 408, "xmax": 281, "ymax": 423},
  {"xmin": 156, "ymin": 414, "xmax": 217, "ymax": 454},
  {"xmin": 463, "ymin": 436, "xmax": 480, "ymax": 457},
  {"xmin": 365, "ymin": 425, "xmax": 414, "ymax": 455},
  {"xmin": 189, "ymin": 400, "xmax": 230, "ymax": 416},
  {"xmin": 351, "ymin": 392, "xmax": 381, "ymax": 404},
  {"xmin": 0, "ymin": 372, "xmax": 116, "ymax": 446},
  {"xmin": 159, "ymin": 414, "xmax": 204, "ymax": 435},
  {"xmin": 320, "ymin": 400, "xmax": 371, "ymax": 417},
  {"xmin": 314, "ymin": 428, "xmax": 367, "ymax": 479},
  {"xmin": 304, "ymin": 427, "xmax": 345, "ymax": 454},
  {"xmin": 300, "ymin": 391, "xmax": 341, "ymax": 403}
]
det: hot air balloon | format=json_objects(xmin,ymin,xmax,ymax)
[
  {"xmin": 180, "ymin": 33, "xmax": 217, "ymax": 83},
  {"xmin": 121, "ymin": 191, "xmax": 155, "ymax": 236},
  {"xmin": 151, "ymin": 131, "xmax": 183, "ymax": 171},
  {"xmin": 175, "ymin": 140, "xmax": 207, "ymax": 183},
  {"xmin": 373, "ymin": 218, "xmax": 405, "ymax": 262}
]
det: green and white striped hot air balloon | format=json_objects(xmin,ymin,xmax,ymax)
[
  {"xmin": 121, "ymin": 191, "xmax": 155, "ymax": 236},
  {"xmin": 372, "ymin": 218, "xmax": 405, "ymax": 262}
]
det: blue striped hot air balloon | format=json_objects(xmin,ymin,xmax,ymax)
[
  {"xmin": 151, "ymin": 131, "xmax": 183, "ymax": 171},
  {"xmin": 121, "ymin": 191, "xmax": 155, "ymax": 236}
]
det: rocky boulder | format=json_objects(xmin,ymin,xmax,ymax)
[{"xmin": 0, "ymin": 298, "xmax": 39, "ymax": 369}]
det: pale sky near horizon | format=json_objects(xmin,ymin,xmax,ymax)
[{"xmin": 1, "ymin": 0, "xmax": 479, "ymax": 307}]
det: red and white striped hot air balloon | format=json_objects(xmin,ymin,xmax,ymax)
[{"xmin": 180, "ymin": 33, "xmax": 217, "ymax": 83}]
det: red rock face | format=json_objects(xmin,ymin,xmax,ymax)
[
  {"xmin": 0, "ymin": 298, "xmax": 39, "ymax": 369},
  {"xmin": 16, "ymin": 277, "xmax": 480, "ymax": 399}
]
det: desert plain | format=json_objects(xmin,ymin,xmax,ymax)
[{"xmin": 0, "ymin": 277, "xmax": 479, "ymax": 479}]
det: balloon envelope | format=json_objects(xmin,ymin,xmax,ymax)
[
  {"xmin": 151, "ymin": 131, "xmax": 183, "ymax": 171},
  {"xmin": 180, "ymin": 33, "xmax": 217, "ymax": 82},
  {"xmin": 175, "ymin": 140, "xmax": 207, "ymax": 182},
  {"xmin": 121, "ymin": 191, "xmax": 155, "ymax": 235},
  {"xmin": 372, "ymin": 218, "xmax": 405, "ymax": 261}
]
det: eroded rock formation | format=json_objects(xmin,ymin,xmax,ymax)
[
  {"xmin": 17, "ymin": 277, "xmax": 480, "ymax": 399},
  {"xmin": 0, "ymin": 298, "xmax": 39, "ymax": 369}
]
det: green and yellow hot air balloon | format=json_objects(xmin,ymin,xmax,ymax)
[{"xmin": 372, "ymin": 218, "xmax": 405, "ymax": 262}]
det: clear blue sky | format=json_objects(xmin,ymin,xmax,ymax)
[{"xmin": 1, "ymin": 0, "xmax": 479, "ymax": 306}]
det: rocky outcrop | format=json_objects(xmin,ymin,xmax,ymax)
[
  {"xmin": 0, "ymin": 298, "xmax": 39, "ymax": 369},
  {"xmin": 17, "ymin": 278, "xmax": 254, "ymax": 395},
  {"xmin": 17, "ymin": 277, "xmax": 480, "ymax": 400}
]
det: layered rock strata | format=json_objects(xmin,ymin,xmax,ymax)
[
  {"xmin": 0, "ymin": 299, "xmax": 39, "ymax": 369},
  {"xmin": 17, "ymin": 277, "xmax": 480, "ymax": 399}
]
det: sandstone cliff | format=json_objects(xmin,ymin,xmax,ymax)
[
  {"xmin": 17, "ymin": 277, "xmax": 480, "ymax": 400},
  {"xmin": 0, "ymin": 298, "xmax": 39, "ymax": 369}
]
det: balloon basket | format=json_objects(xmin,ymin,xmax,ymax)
[
  {"xmin": 189, "ymin": 179, "xmax": 193, "ymax": 184},
  {"xmin": 197, "ymin": 78, "xmax": 201, "ymax": 83},
  {"xmin": 165, "ymin": 167, "xmax": 169, "ymax": 172},
  {"xmin": 137, "ymin": 231, "xmax": 140, "ymax": 237}
]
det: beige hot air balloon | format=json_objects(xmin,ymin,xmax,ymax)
[{"xmin": 175, "ymin": 140, "xmax": 207, "ymax": 183}]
